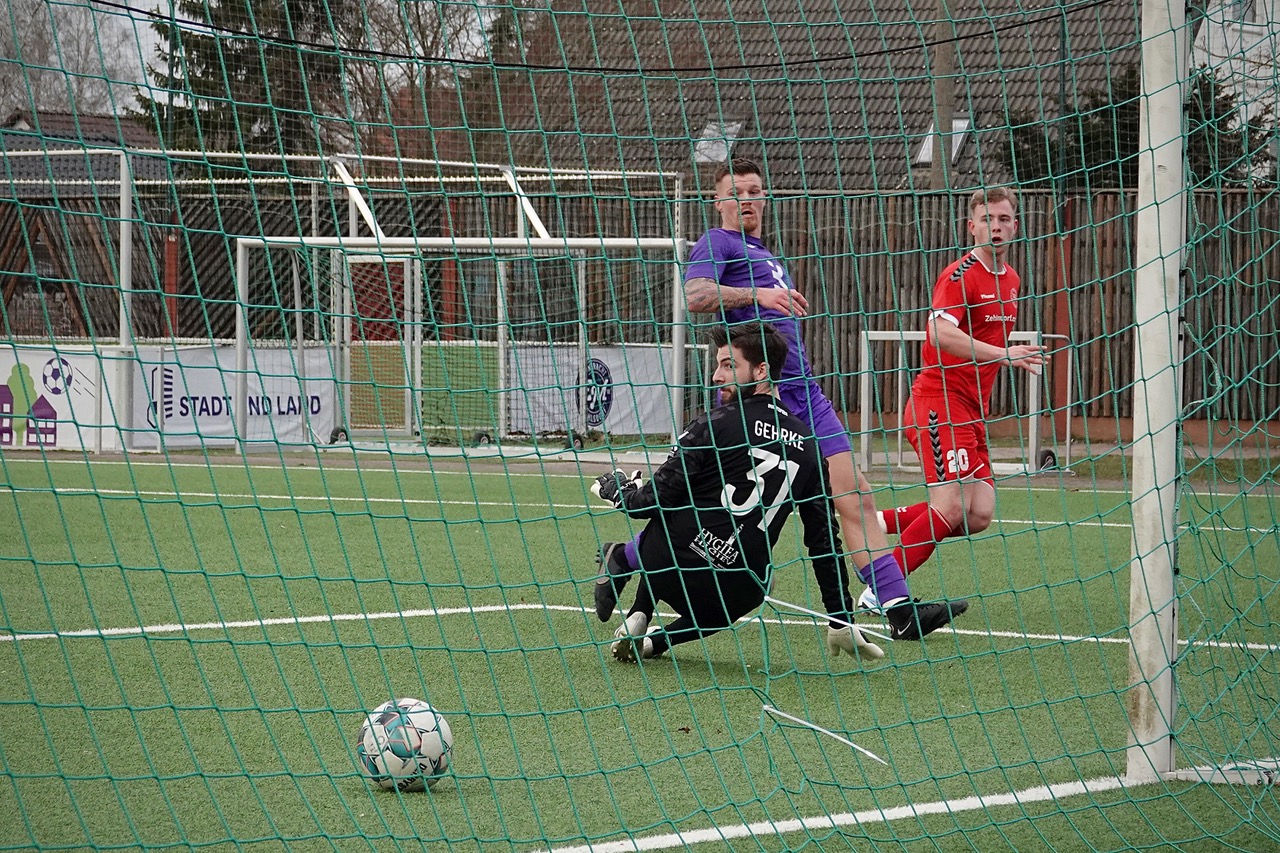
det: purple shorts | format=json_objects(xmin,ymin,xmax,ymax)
[{"xmin": 779, "ymin": 384, "xmax": 851, "ymax": 459}]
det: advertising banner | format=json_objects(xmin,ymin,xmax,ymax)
[
  {"xmin": 134, "ymin": 346, "xmax": 338, "ymax": 447},
  {"xmin": 506, "ymin": 345, "xmax": 674, "ymax": 437},
  {"xmin": 0, "ymin": 347, "xmax": 102, "ymax": 451}
]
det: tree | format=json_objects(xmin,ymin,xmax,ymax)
[
  {"xmin": 1, "ymin": 0, "xmax": 140, "ymax": 114},
  {"xmin": 135, "ymin": 0, "xmax": 365, "ymax": 156},
  {"xmin": 1185, "ymin": 68, "xmax": 1277, "ymax": 186},
  {"xmin": 1002, "ymin": 64, "xmax": 1275, "ymax": 190},
  {"xmin": 6, "ymin": 363, "xmax": 37, "ymax": 447},
  {"xmin": 134, "ymin": 0, "xmax": 536, "ymax": 165},
  {"xmin": 345, "ymin": 0, "xmax": 539, "ymax": 165}
]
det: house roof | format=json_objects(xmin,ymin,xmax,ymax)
[
  {"xmin": 3, "ymin": 110, "xmax": 162, "ymax": 150},
  {"xmin": 501, "ymin": 0, "xmax": 1142, "ymax": 191},
  {"xmin": 1, "ymin": 110, "xmax": 166, "ymax": 197},
  {"xmin": 28, "ymin": 396, "xmax": 57, "ymax": 419}
]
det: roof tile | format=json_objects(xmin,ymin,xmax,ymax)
[{"xmin": 503, "ymin": 0, "xmax": 1141, "ymax": 190}]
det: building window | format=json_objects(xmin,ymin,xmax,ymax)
[
  {"xmin": 32, "ymin": 230, "xmax": 56, "ymax": 278},
  {"xmin": 1230, "ymin": 0, "xmax": 1255, "ymax": 23},
  {"xmin": 913, "ymin": 118, "xmax": 972, "ymax": 166},
  {"xmin": 693, "ymin": 121, "xmax": 743, "ymax": 164}
]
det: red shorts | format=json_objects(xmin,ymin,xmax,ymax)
[{"xmin": 902, "ymin": 396, "xmax": 994, "ymax": 486}]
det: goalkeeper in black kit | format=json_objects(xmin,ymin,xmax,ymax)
[{"xmin": 590, "ymin": 322, "xmax": 883, "ymax": 664}]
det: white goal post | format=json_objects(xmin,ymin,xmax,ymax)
[
  {"xmin": 857, "ymin": 330, "xmax": 1074, "ymax": 474},
  {"xmin": 329, "ymin": 251, "xmax": 424, "ymax": 440},
  {"xmin": 234, "ymin": 235, "xmax": 688, "ymax": 453}
]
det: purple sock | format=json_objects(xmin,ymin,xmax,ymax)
[
  {"xmin": 858, "ymin": 553, "xmax": 910, "ymax": 605},
  {"xmin": 623, "ymin": 535, "xmax": 642, "ymax": 570}
]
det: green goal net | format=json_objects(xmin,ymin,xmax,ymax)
[{"xmin": 2, "ymin": 0, "xmax": 1278, "ymax": 850}]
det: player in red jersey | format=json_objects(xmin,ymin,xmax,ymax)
[{"xmin": 860, "ymin": 187, "xmax": 1049, "ymax": 612}]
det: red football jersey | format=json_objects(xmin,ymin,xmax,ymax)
[{"xmin": 910, "ymin": 250, "xmax": 1021, "ymax": 419}]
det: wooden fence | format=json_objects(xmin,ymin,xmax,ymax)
[
  {"xmin": 762, "ymin": 189, "xmax": 1280, "ymax": 432},
  {"xmin": 3, "ymin": 187, "xmax": 1278, "ymax": 434}
]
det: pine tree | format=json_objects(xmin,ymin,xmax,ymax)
[
  {"xmin": 1003, "ymin": 65, "xmax": 1275, "ymax": 190},
  {"xmin": 1185, "ymin": 68, "xmax": 1277, "ymax": 186},
  {"xmin": 349, "ymin": 1, "xmax": 538, "ymax": 165},
  {"xmin": 135, "ymin": 0, "xmax": 364, "ymax": 157}
]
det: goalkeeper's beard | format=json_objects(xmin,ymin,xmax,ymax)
[{"xmin": 717, "ymin": 384, "xmax": 737, "ymax": 405}]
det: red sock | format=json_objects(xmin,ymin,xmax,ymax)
[
  {"xmin": 882, "ymin": 501, "xmax": 931, "ymax": 535},
  {"xmin": 893, "ymin": 506, "xmax": 953, "ymax": 575}
]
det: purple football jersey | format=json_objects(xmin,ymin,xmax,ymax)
[{"xmin": 686, "ymin": 228, "xmax": 851, "ymax": 457}]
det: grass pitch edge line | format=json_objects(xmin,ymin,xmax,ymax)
[
  {"xmin": 538, "ymin": 775, "xmax": 1131, "ymax": 853},
  {"xmin": 2, "ymin": 603, "xmax": 1276, "ymax": 654}
]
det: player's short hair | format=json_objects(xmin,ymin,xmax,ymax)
[
  {"xmin": 970, "ymin": 185, "xmax": 1019, "ymax": 214},
  {"xmin": 708, "ymin": 321, "xmax": 789, "ymax": 383},
  {"xmin": 713, "ymin": 157, "xmax": 763, "ymax": 187}
]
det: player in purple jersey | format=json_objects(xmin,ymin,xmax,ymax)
[{"xmin": 592, "ymin": 158, "xmax": 968, "ymax": 643}]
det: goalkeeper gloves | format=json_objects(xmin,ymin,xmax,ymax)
[
  {"xmin": 826, "ymin": 624, "xmax": 885, "ymax": 661},
  {"xmin": 591, "ymin": 469, "xmax": 644, "ymax": 509}
]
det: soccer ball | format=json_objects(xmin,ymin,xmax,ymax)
[
  {"xmin": 356, "ymin": 698, "xmax": 453, "ymax": 791},
  {"xmin": 42, "ymin": 357, "xmax": 73, "ymax": 395}
]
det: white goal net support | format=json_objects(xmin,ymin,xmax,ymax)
[
  {"xmin": 857, "ymin": 330, "xmax": 1075, "ymax": 475},
  {"xmin": 234, "ymin": 236, "xmax": 690, "ymax": 454}
]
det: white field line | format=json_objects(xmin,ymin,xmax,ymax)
[
  {"xmin": 12, "ymin": 483, "xmax": 1280, "ymax": 537},
  {"xmin": 10, "ymin": 455, "xmax": 1274, "ymax": 500},
  {"xmin": 538, "ymin": 776, "xmax": 1132, "ymax": 853},
  {"xmin": 4, "ymin": 457, "xmax": 621, "ymax": 480},
  {"xmin": 4, "ymin": 484, "xmax": 1142, "ymax": 530},
  {"xmin": 5, "ymin": 486, "xmax": 592, "ymax": 512},
  {"xmin": 2, "ymin": 602, "xmax": 1276, "ymax": 655}
]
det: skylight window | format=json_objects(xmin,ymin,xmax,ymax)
[
  {"xmin": 693, "ymin": 121, "xmax": 743, "ymax": 164},
  {"xmin": 913, "ymin": 118, "xmax": 972, "ymax": 166}
]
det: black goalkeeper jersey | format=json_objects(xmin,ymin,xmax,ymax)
[{"xmin": 613, "ymin": 391, "xmax": 855, "ymax": 624}]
